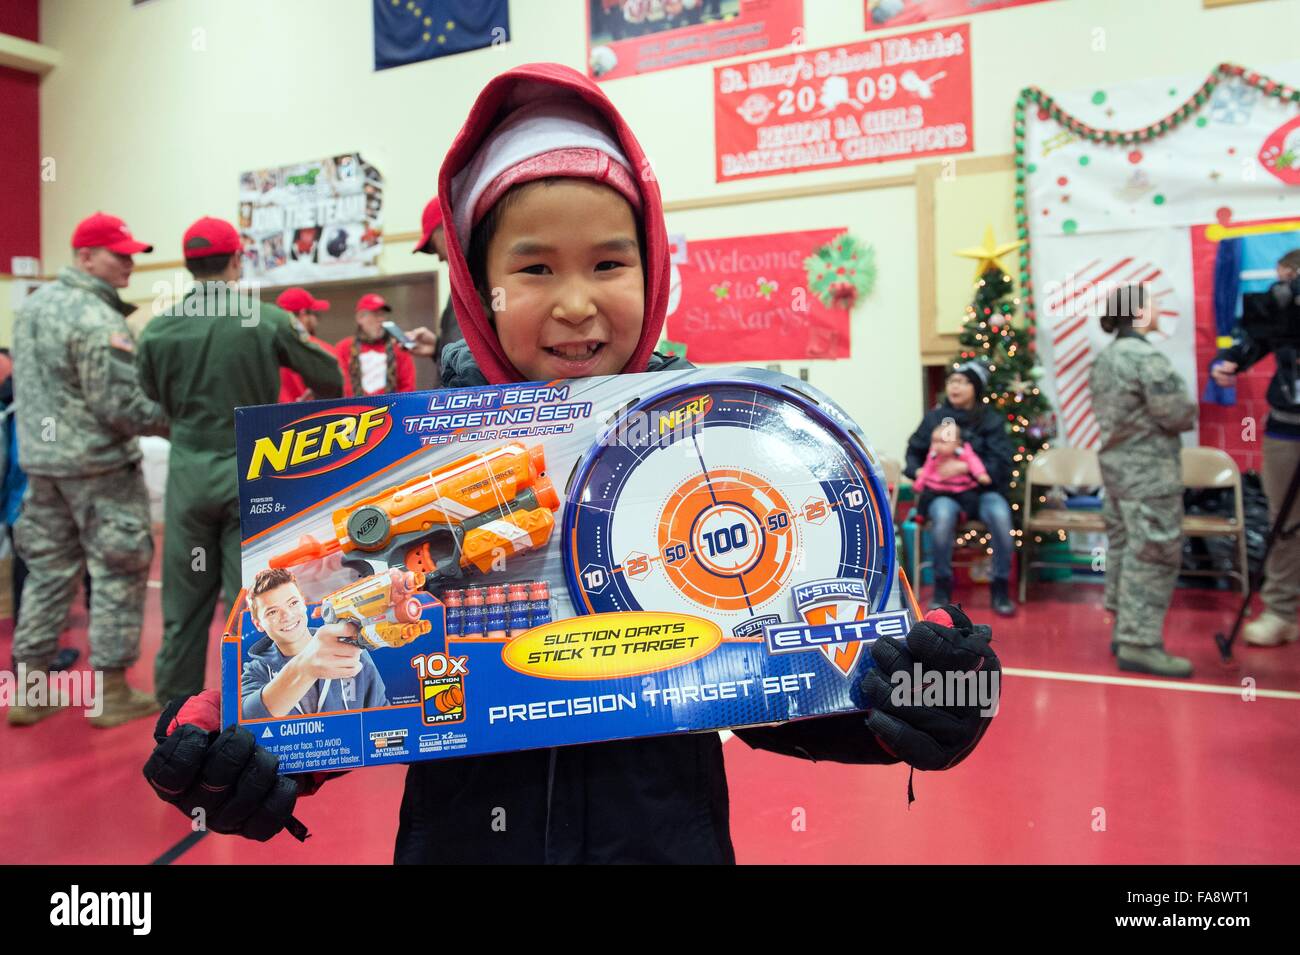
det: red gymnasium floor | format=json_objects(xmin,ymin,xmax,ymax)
[{"xmin": 1, "ymin": 542, "xmax": 1298, "ymax": 865}]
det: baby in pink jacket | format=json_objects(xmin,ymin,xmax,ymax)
[{"xmin": 913, "ymin": 421, "xmax": 991, "ymax": 518}]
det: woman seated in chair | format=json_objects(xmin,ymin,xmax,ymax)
[{"xmin": 904, "ymin": 361, "xmax": 1016, "ymax": 615}]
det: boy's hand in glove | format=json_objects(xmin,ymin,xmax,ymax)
[
  {"xmin": 861, "ymin": 606, "xmax": 1000, "ymax": 771},
  {"xmin": 142, "ymin": 691, "xmax": 309, "ymax": 842}
]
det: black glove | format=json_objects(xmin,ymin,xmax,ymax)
[
  {"xmin": 143, "ymin": 692, "xmax": 309, "ymax": 842},
  {"xmin": 861, "ymin": 605, "xmax": 1000, "ymax": 771}
]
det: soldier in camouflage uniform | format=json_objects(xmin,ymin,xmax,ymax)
[
  {"xmin": 1089, "ymin": 284, "xmax": 1198, "ymax": 677},
  {"xmin": 8, "ymin": 213, "xmax": 169, "ymax": 727}
]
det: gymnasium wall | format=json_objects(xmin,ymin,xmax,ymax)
[{"xmin": 28, "ymin": 0, "xmax": 1300, "ymax": 457}]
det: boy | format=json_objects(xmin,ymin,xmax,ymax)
[
  {"xmin": 241, "ymin": 567, "xmax": 388, "ymax": 720},
  {"xmin": 145, "ymin": 63, "xmax": 998, "ymax": 862}
]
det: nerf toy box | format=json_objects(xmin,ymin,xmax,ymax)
[{"xmin": 222, "ymin": 367, "xmax": 917, "ymax": 773}]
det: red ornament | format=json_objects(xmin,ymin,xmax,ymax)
[
  {"xmin": 1057, "ymin": 176, "xmax": 1069, "ymax": 186},
  {"xmin": 1127, "ymin": 149, "xmax": 1143, "ymax": 164},
  {"xmin": 828, "ymin": 280, "xmax": 856, "ymax": 310}
]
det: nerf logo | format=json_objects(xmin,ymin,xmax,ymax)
[
  {"xmin": 763, "ymin": 611, "xmax": 910, "ymax": 655},
  {"xmin": 246, "ymin": 405, "xmax": 392, "ymax": 481},
  {"xmin": 658, "ymin": 395, "xmax": 712, "ymax": 435}
]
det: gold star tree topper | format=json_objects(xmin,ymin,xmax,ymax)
[{"xmin": 955, "ymin": 225, "xmax": 1023, "ymax": 281}]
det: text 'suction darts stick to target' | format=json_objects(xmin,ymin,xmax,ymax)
[{"xmin": 224, "ymin": 368, "xmax": 917, "ymax": 772}]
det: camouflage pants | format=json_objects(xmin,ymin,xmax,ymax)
[
  {"xmin": 1102, "ymin": 492, "xmax": 1183, "ymax": 649},
  {"xmin": 12, "ymin": 462, "xmax": 153, "ymax": 670}
]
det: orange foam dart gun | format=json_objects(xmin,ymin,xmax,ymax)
[
  {"xmin": 313, "ymin": 568, "xmax": 432, "ymax": 650},
  {"xmin": 271, "ymin": 442, "xmax": 561, "ymax": 584}
]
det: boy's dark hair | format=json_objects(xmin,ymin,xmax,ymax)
[
  {"xmin": 1100, "ymin": 283, "xmax": 1146, "ymax": 335},
  {"xmin": 186, "ymin": 252, "xmax": 236, "ymax": 279},
  {"xmin": 1278, "ymin": 249, "xmax": 1300, "ymax": 272},
  {"xmin": 250, "ymin": 566, "xmax": 297, "ymax": 614},
  {"xmin": 466, "ymin": 177, "xmax": 647, "ymax": 317}
]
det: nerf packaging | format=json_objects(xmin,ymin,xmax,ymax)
[{"xmin": 223, "ymin": 367, "xmax": 916, "ymax": 773}]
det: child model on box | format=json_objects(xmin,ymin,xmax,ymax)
[
  {"xmin": 146, "ymin": 63, "xmax": 999, "ymax": 862},
  {"xmin": 911, "ymin": 419, "xmax": 993, "ymax": 521},
  {"xmin": 240, "ymin": 568, "xmax": 387, "ymax": 719}
]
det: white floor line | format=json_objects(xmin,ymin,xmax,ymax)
[{"xmin": 1002, "ymin": 665, "xmax": 1300, "ymax": 700}]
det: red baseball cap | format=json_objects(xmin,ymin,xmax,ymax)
[
  {"xmin": 182, "ymin": 217, "xmax": 243, "ymax": 259},
  {"xmin": 356, "ymin": 293, "xmax": 392, "ymax": 313},
  {"xmin": 276, "ymin": 288, "xmax": 331, "ymax": 313},
  {"xmin": 414, "ymin": 196, "xmax": 444, "ymax": 254},
  {"xmin": 71, "ymin": 213, "xmax": 153, "ymax": 254}
]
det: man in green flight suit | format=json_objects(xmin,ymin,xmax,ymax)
[{"xmin": 137, "ymin": 217, "xmax": 344, "ymax": 705}]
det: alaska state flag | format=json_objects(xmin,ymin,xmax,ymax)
[{"xmin": 374, "ymin": 0, "xmax": 509, "ymax": 71}]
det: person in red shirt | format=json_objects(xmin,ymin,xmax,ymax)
[
  {"xmin": 275, "ymin": 288, "xmax": 334, "ymax": 402},
  {"xmin": 333, "ymin": 293, "xmax": 416, "ymax": 396}
]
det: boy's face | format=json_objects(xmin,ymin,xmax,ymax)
[
  {"xmin": 252, "ymin": 582, "xmax": 310, "ymax": 652},
  {"xmin": 485, "ymin": 179, "xmax": 645, "ymax": 381}
]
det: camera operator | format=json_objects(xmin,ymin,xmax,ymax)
[{"xmin": 1210, "ymin": 248, "xmax": 1300, "ymax": 648}]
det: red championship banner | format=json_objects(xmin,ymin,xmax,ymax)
[
  {"xmin": 865, "ymin": 0, "xmax": 1056, "ymax": 31},
  {"xmin": 665, "ymin": 229, "xmax": 850, "ymax": 362},
  {"xmin": 714, "ymin": 24, "xmax": 972, "ymax": 182},
  {"xmin": 587, "ymin": 0, "xmax": 803, "ymax": 82}
]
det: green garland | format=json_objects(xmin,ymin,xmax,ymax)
[
  {"xmin": 1013, "ymin": 63, "xmax": 1300, "ymax": 334},
  {"xmin": 804, "ymin": 232, "xmax": 877, "ymax": 310}
]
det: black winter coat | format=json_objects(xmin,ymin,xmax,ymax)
[
  {"xmin": 904, "ymin": 401, "xmax": 1015, "ymax": 493},
  {"xmin": 394, "ymin": 342, "xmax": 898, "ymax": 864}
]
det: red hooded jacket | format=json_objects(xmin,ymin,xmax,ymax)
[{"xmin": 437, "ymin": 62, "xmax": 670, "ymax": 386}]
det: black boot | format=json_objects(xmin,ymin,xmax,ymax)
[
  {"xmin": 991, "ymin": 578, "xmax": 1016, "ymax": 617},
  {"xmin": 931, "ymin": 576, "xmax": 952, "ymax": 609}
]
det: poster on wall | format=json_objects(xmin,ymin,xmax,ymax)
[
  {"xmin": 1190, "ymin": 215, "xmax": 1300, "ymax": 473},
  {"xmin": 1034, "ymin": 228, "xmax": 1197, "ymax": 452},
  {"xmin": 665, "ymin": 228, "xmax": 851, "ymax": 361},
  {"xmin": 587, "ymin": 0, "xmax": 802, "ymax": 82},
  {"xmin": 1023, "ymin": 64, "xmax": 1300, "ymax": 462},
  {"xmin": 713, "ymin": 24, "xmax": 972, "ymax": 183},
  {"xmin": 864, "ymin": 0, "xmax": 1055, "ymax": 31},
  {"xmin": 238, "ymin": 153, "xmax": 383, "ymax": 285}
]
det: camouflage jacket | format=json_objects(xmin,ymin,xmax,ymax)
[
  {"xmin": 12, "ymin": 267, "xmax": 168, "ymax": 478},
  {"xmin": 1088, "ymin": 330, "xmax": 1197, "ymax": 498}
]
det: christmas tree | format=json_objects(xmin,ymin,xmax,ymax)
[{"xmin": 952, "ymin": 228, "xmax": 1055, "ymax": 549}]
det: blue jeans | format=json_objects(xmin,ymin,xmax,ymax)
[{"xmin": 927, "ymin": 492, "xmax": 1014, "ymax": 582}]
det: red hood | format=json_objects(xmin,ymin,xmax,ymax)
[{"xmin": 438, "ymin": 62, "xmax": 669, "ymax": 385}]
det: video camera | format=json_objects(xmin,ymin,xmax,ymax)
[
  {"xmin": 1241, "ymin": 277, "xmax": 1300, "ymax": 401},
  {"xmin": 1241, "ymin": 277, "xmax": 1300, "ymax": 347}
]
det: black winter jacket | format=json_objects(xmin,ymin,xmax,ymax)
[
  {"xmin": 393, "ymin": 342, "xmax": 899, "ymax": 864},
  {"xmin": 903, "ymin": 401, "xmax": 1015, "ymax": 494}
]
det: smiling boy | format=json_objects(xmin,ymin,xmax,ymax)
[
  {"xmin": 147, "ymin": 63, "xmax": 998, "ymax": 862},
  {"xmin": 241, "ymin": 567, "xmax": 387, "ymax": 720}
]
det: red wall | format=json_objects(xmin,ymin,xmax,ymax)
[{"xmin": 0, "ymin": 0, "xmax": 40, "ymax": 269}]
